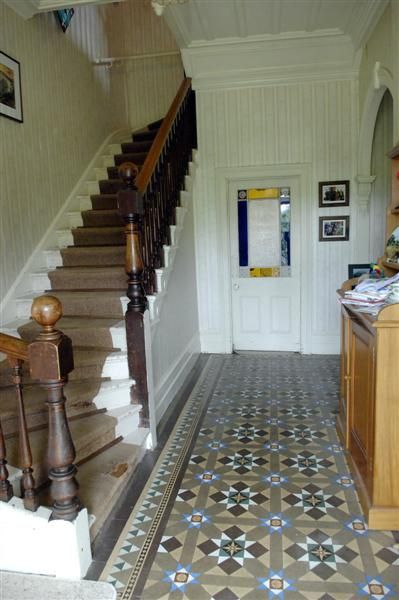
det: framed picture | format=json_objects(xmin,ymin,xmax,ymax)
[
  {"xmin": 348, "ymin": 263, "xmax": 370, "ymax": 279},
  {"xmin": 319, "ymin": 216, "xmax": 350, "ymax": 242},
  {"xmin": 0, "ymin": 51, "xmax": 22, "ymax": 123},
  {"xmin": 319, "ymin": 180, "xmax": 349, "ymax": 207}
]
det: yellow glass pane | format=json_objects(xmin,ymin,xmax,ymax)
[
  {"xmin": 248, "ymin": 188, "xmax": 279, "ymax": 200},
  {"xmin": 250, "ymin": 267, "xmax": 281, "ymax": 277}
]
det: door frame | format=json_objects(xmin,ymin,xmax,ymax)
[{"xmin": 215, "ymin": 163, "xmax": 312, "ymax": 354}]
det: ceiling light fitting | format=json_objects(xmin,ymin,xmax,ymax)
[{"xmin": 151, "ymin": 0, "xmax": 189, "ymax": 17}]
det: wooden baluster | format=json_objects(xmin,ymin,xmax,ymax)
[
  {"xmin": 0, "ymin": 418, "xmax": 13, "ymax": 502},
  {"xmin": 117, "ymin": 162, "xmax": 147, "ymax": 313},
  {"xmin": 117, "ymin": 163, "xmax": 149, "ymax": 426},
  {"xmin": 8, "ymin": 357, "xmax": 38, "ymax": 511},
  {"xmin": 28, "ymin": 295, "xmax": 81, "ymax": 521}
]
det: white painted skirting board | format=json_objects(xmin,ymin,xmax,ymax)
[
  {"xmin": 310, "ymin": 336, "xmax": 340, "ymax": 355},
  {"xmin": 153, "ymin": 333, "xmax": 201, "ymax": 425},
  {"xmin": 0, "ymin": 501, "xmax": 92, "ymax": 579}
]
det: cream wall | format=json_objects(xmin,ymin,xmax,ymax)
[
  {"xmin": 0, "ymin": 2, "xmax": 113, "ymax": 306},
  {"xmin": 103, "ymin": 0, "xmax": 184, "ymax": 131},
  {"xmin": 194, "ymin": 79, "xmax": 359, "ymax": 354},
  {"xmin": 358, "ymin": 3, "xmax": 394, "ymax": 119}
]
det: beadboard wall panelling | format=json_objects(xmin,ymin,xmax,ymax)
[
  {"xmin": 0, "ymin": 3, "xmax": 112, "ymax": 304},
  {"xmin": 111, "ymin": 54, "xmax": 184, "ymax": 131},
  {"xmin": 103, "ymin": 0, "xmax": 184, "ymax": 132},
  {"xmin": 195, "ymin": 79, "xmax": 358, "ymax": 354},
  {"xmin": 370, "ymin": 90, "xmax": 393, "ymax": 259}
]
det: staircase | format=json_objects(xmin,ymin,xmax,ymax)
[{"xmin": 0, "ymin": 120, "xmax": 163, "ymax": 541}]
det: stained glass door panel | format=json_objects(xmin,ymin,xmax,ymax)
[{"xmin": 230, "ymin": 182, "xmax": 300, "ymax": 352}]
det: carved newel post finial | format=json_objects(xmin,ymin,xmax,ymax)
[
  {"xmin": 117, "ymin": 162, "xmax": 147, "ymax": 314},
  {"xmin": 28, "ymin": 295, "xmax": 81, "ymax": 521}
]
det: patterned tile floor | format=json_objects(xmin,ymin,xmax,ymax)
[{"xmin": 101, "ymin": 354, "xmax": 399, "ymax": 599}]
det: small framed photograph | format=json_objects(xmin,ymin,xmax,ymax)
[
  {"xmin": 348, "ymin": 263, "xmax": 370, "ymax": 279},
  {"xmin": 319, "ymin": 180, "xmax": 349, "ymax": 207},
  {"xmin": 0, "ymin": 51, "xmax": 23, "ymax": 123},
  {"xmin": 319, "ymin": 216, "xmax": 350, "ymax": 241}
]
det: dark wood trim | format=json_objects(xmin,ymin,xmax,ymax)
[{"xmin": 136, "ymin": 78, "xmax": 191, "ymax": 193}]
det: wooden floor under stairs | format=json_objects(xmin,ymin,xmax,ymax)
[{"xmin": 0, "ymin": 121, "xmax": 163, "ymax": 541}]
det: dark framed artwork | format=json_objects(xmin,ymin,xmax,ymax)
[
  {"xmin": 319, "ymin": 216, "xmax": 350, "ymax": 241},
  {"xmin": 0, "ymin": 51, "xmax": 23, "ymax": 123},
  {"xmin": 319, "ymin": 180, "xmax": 350, "ymax": 207},
  {"xmin": 348, "ymin": 264, "xmax": 370, "ymax": 279}
]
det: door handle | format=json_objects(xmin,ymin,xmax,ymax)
[{"xmin": 233, "ymin": 283, "xmax": 240, "ymax": 291}]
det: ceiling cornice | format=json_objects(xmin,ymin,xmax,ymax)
[{"xmin": 182, "ymin": 31, "xmax": 360, "ymax": 91}]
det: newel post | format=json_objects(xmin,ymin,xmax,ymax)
[
  {"xmin": 117, "ymin": 162, "xmax": 150, "ymax": 427},
  {"xmin": 28, "ymin": 295, "xmax": 81, "ymax": 521}
]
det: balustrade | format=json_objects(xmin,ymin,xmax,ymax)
[
  {"xmin": 0, "ymin": 295, "xmax": 81, "ymax": 521},
  {"xmin": 117, "ymin": 78, "xmax": 197, "ymax": 425}
]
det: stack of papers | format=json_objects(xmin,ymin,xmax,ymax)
[{"xmin": 340, "ymin": 272, "xmax": 399, "ymax": 312}]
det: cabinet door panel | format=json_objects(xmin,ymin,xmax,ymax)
[
  {"xmin": 338, "ymin": 308, "xmax": 351, "ymax": 446},
  {"xmin": 349, "ymin": 322, "xmax": 375, "ymax": 494}
]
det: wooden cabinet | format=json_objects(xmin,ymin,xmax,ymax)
[
  {"xmin": 381, "ymin": 143, "xmax": 399, "ymax": 275},
  {"xmin": 337, "ymin": 301, "xmax": 399, "ymax": 530}
]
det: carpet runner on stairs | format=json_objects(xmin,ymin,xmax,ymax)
[{"xmin": 0, "ymin": 120, "xmax": 162, "ymax": 540}]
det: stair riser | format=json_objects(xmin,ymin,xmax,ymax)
[
  {"xmin": 48, "ymin": 270, "xmax": 126, "ymax": 290},
  {"xmin": 54, "ymin": 326, "xmax": 125, "ymax": 350},
  {"xmin": 99, "ymin": 180, "xmax": 123, "ymax": 194},
  {"xmin": 44, "ymin": 249, "xmax": 63, "ymax": 269},
  {"xmin": 72, "ymin": 229, "xmax": 125, "ymax": 246},
  {"xmin": 60, "ymin": 247, "xmax": 125, "ymax": 267},
  {"xmin": 6, "ymin": 420, "xmax": 117, "ymax": 487},
  {"xmin": 49, "ymin": 296, "xmax": 125, "ymax": 319},
  {"xmin": 57, "ymin": 230, "xmax": 74, "ymax": 248},
  {"xmin": 69, "ymin": 356, "xmax": 128, "ymax": 381},
  {"xmin": 121, "ymin": 141, "xmax": 152, "ymax": 154},
  {"xmin": 114, "ymin": 152, "xmax": 147, "ymax": 167},
  {"xmin": 132, "ymin": 131, "xmax": 157, "ymax": 142},
  {"xmin": 90, "ymin": 195, "xmax": 118, "ymax": 210},
  {"xmin": 82, "ymin": 212, "xmax": 124, "ymax": 227}
]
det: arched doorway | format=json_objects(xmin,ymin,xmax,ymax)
[{"xmin": 369, "ymin": 89, "xmax": 394, "ymax": 260}]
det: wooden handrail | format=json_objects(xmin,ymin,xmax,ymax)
[
  {"xmin": 0, "ymin": 333, "xmax": 28, "ymax": 362},
  {"xmin": 136, "ymin": 78, "xmax": 192, "ymax": 192}
]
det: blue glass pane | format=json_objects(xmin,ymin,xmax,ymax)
[{"xmin": 238, "ymin": 200, "xmax": 248, "ymax": 267}]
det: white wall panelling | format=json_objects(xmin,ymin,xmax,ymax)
[{"xmin": 194, "ymin": 80, "xmax": 358, "ymax": 355}]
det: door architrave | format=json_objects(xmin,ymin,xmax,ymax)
[{"xmin": 215, "ymin": 163, "xmax": 312, "ymax": 354}]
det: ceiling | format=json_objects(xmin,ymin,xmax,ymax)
[{"xmin": 163, "ymin": 0, "xmax": 388, "ymax": 50}]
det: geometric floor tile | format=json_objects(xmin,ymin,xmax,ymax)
[{"xmin": 100, "ymin": 354, "xmax": 399, "ymax": 600}]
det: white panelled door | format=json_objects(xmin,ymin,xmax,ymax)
[{"xmin": 230, "ymin": 179, "xmax": 301, "ymax": 351}]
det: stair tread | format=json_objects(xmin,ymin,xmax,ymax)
[
  {"xmin": 72, "ymin": 226, "xmax": 124, "ymax": 231},
  {"xmin": 77, "ymin": 437, "xmax": 146, "ymax": 539},
  {"xmin": 1, "ymin": 377, "xmax": 109, "ymax": 423},
  {"xmin": 5, "ymin": 411, "xmax": 118, "ymax": 483},
  {"xmin": 15, "ymin": 316, "xmax": 124, "ymax": 341},
  {"xmin": 51, "ymin": 265, "xmax": 125, "ymax": 273}
]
